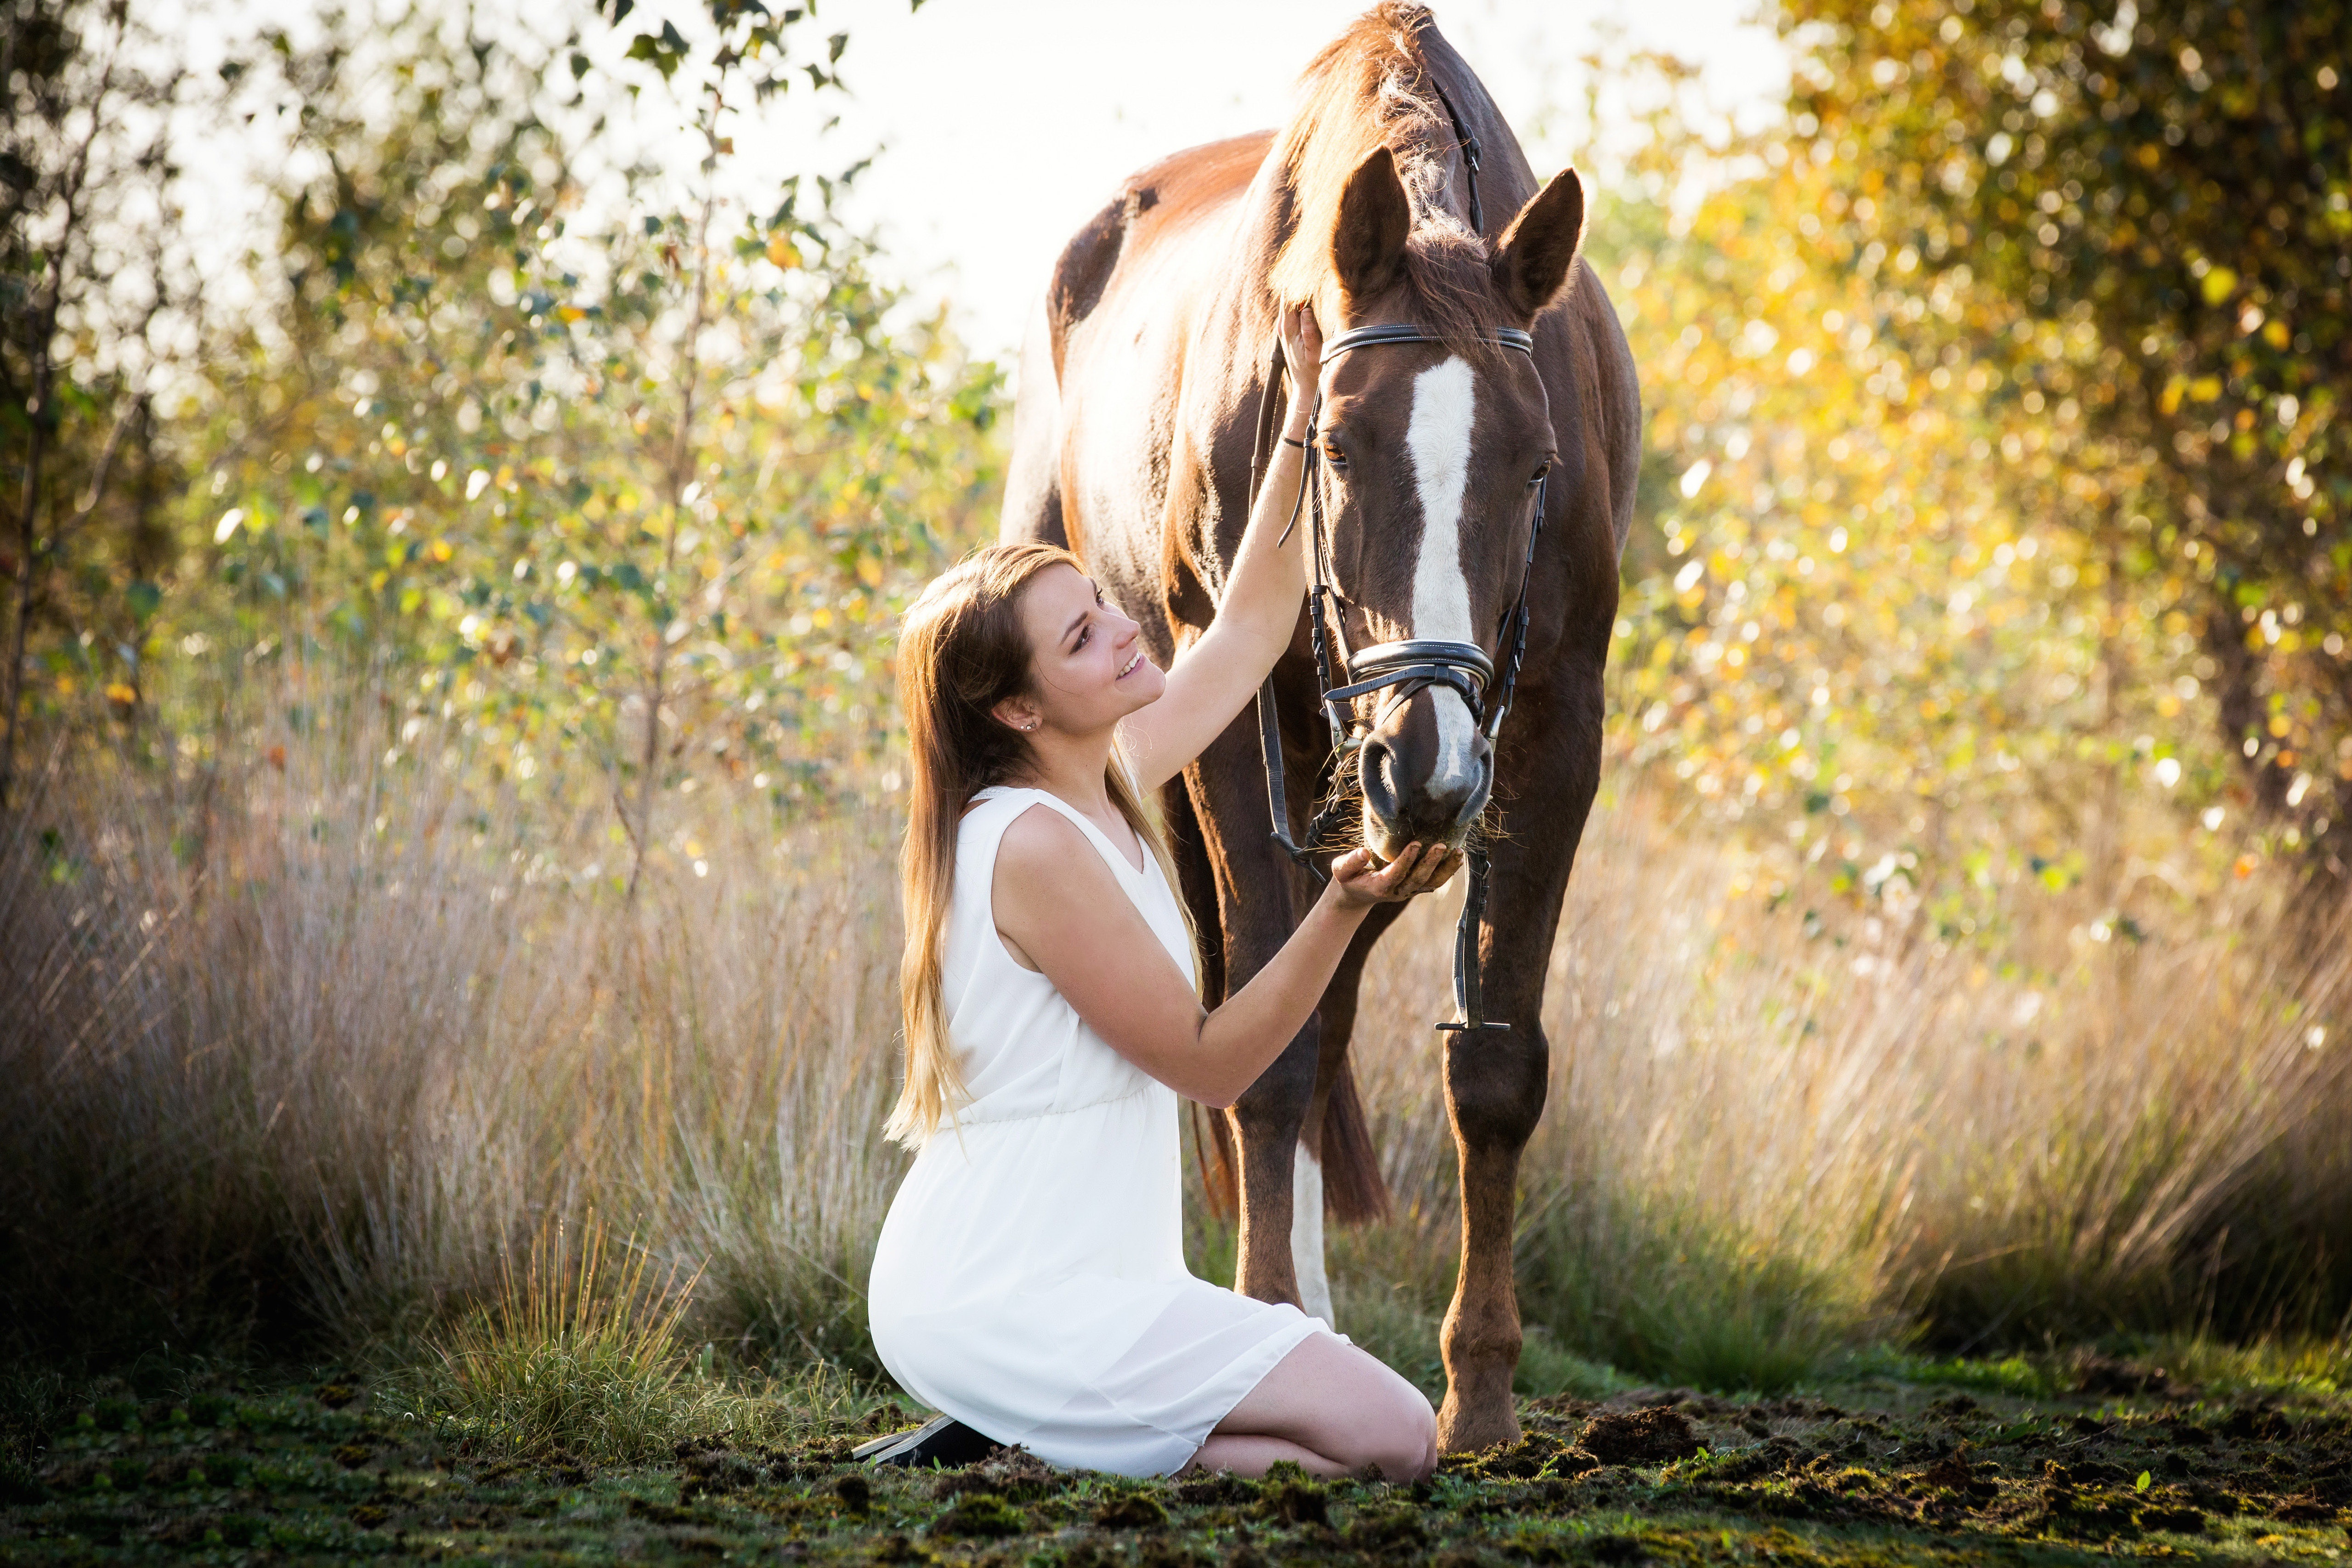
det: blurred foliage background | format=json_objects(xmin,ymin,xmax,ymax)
[
  {"xmin": 6, "ymin": 0, "xmax": 2344, "ymax": 928},
  {"xmin": 2, "ymin": 0, "xmax": 1000, "ymax": 895},
  {"xmin": 3, "ymin": 0, "xmax": 2350, "ymax": 1393},
  {"xmin": 1607, "ymin": 0, "xmax": 2350, "ymax": 932}
]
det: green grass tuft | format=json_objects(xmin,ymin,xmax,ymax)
[
  {"xmin": 386, "ymin": 1214, "xmax": 857, "ymax": 1462},
  {"xmin": 1516, "ymin": 1185, "xmax": 1882, "ymax": 1394}
]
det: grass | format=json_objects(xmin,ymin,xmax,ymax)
[
  {"xmin": 4, "ymin": 688, "xmax": 2352, "ymax": 1408},
  {"xmin": 390, "ymin": 1212, "xmax": 730, "ymax": 1464},
  {"xmin": 6, "ymin": 1357, "xmax": 2352, "ymax": 1564}
]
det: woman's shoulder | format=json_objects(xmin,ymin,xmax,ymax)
[
  {"xmin": 958, "ymin": 787, "xmax": 1069, "ymax": 857},
  {"xmin": 959, "ymin": 785, "xmax": 1040, "ymax": 831},
  {"xmin": 961, "ymin": 789, "xmax": 1082, "ymax": 858},
  {"xmin": 964, "ymin": 793, "xmax": 1116, "ymax": 894}
]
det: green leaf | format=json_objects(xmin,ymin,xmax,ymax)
[
  {"xmin": 126, "ymin": 581, "xmax": 162, "ymax": 623},
  {"xmin": 2136, "ymin": 1471, "xmax": 2152, "ymax": 1493},
  {"xmin": 624, "ymin": 23, "xmax": 688, "ymax": 79}
]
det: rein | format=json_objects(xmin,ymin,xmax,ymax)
[{"xmin": 1243, "ymin": 323, "xmax": 1548, "ymax": 1036}]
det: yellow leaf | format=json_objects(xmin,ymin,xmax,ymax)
[
  {"xmin": 104, "ymin": 682, "xmax": 138, "ymax": 705},
  {"xmin": 2160, "ymin": 377, "xmax": 2185, "ymax": 415},
  {"xmin": 2199, "ymin": 266, "xmax": 2238, "ymax": 306},
  {"xmin": 429, "ymin": 539, "xmax": 454, "ymax": 563},
  {"xmin": 2188, "ymin": 374, "xmax": 2223, "ymax": 403},
  {"xmin": 558, "ymin": 305, "xmax": 586, "ymax": 323},
  {"xmin": 2262, "ymin": 318, "xmax": 2290, "ymax": 349},
  {"xmin": 856, "ymin": 555, "xmax": 883, "ymax": 588},
  {"xmin": 766, "ymin": 236, "xmax": 801, "ymax": 269}
]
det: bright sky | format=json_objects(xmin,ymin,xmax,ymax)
[
  {"xmin": 160, "ymin": 0, "xmax": 1791, "ymax": 369},
  {"xmin": 817, "ymin": 0, "xmax": 1792, "ymax": 360}
]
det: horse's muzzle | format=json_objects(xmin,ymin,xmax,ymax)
[{"xmin": 1358, "ymin": 717, "xmax": 1493, "ymax": 861}]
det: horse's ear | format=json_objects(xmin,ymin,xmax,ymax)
[
  {"xmin": 1490, "ymin": 167, "xmax": 1587, "ymax": 321},
  {"xmin": 1332, "ymin": 147, "xmax": 1411, "ymax": 303}
]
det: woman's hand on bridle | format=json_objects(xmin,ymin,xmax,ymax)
[
  {"xmin": 1325, "ymin": 841, "xmax": 1463, "ymax": 910},
  {"xmin": 1278, "ymin": 303, "xmax": 1323, "ymax": 425}
]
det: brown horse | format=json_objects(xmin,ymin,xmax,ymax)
[{"xmin": 1001, "ymin": 3, "xmax": 1639, "ymax": 1451}]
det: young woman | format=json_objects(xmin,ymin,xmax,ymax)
[{"xmin": 868, "ymin": 307, "xmax": 1459, "ymax": 1481}]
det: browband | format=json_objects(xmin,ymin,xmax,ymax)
[{"xmin": 1322, "ymin": 323, "xmax": 1535, "ymax": 358}]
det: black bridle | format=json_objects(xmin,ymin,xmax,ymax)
[{"xmin": 1244, "ymin": 322, "xmax": 1549, "ymax": 1036}]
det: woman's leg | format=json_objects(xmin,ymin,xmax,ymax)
[
  {"xmin": 1179, "ymin": 1434, "xmax": 1352, "ymax": 1479},
  {"xmin": 1197, "ymin": 1333, "xmax": 1437, "ymax": 1481}
]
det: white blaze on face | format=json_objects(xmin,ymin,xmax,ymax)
[
  {"xmin": 1290, "ymin": 1144, "xmax": 1333, "ymax": 1329},
  {"xmin": 1404, "ymin": 357, "xmax": 1481, "ymax": 797}
]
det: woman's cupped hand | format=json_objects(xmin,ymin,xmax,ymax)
[{"xmin": 1326, "ymin": 841, "xmax": 1464, "ymax": 910}]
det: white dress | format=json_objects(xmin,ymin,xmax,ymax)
[{"xmin": 867, "ymin": 786, "xmax": 1332, "ymax": 1476}]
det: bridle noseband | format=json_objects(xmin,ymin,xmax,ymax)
[{"xmin": 1244, "ymin": 321, "xmax": 1550, "ymax": 1036}]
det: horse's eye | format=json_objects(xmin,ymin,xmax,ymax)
[
  {"xmin": 1528, "ymin": 460, "xmax": 1553, "ymax": 487},
  {"xmin": 1322, "ymin": 442, "xmax": 1349, "ymax": 472}
]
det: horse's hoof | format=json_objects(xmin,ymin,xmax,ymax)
[{"xmin": 1436, "ymin": 1400, "xmax": 1523, "ymax": 1455}]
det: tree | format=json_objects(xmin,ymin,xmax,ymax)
[
  {"xmin": 1779, "ymin": 0, "xmax": 2352, "ymax": 885},
  {"xmin": 1597, "ymin": 53, "xmax": 2190, "ymax": 934},
  {"xmin": 0, "ymin": 0, "xmax": 193, "ymax": 809},
  {"xmin": 7, "ymin": 2, "xmax": 1000, "ymax": 892}
]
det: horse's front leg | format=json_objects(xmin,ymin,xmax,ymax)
[
  {"xmin": 1436, "ymin": 694, "xmax": 1600, "ymax": 1453},
  {"xmin": 1289, "ymin": 902, "xmax": 1404, "ymax": 1324},
  {"xmin": 1184, "ymin": 713, "xmax": 1320, "ymax": 1309}
]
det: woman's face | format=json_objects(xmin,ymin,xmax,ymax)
[{"xmin": 1006, "ymin": 563, "xmax": 1165, "ymax": 736}]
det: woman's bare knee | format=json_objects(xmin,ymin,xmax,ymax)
[
  {"xmin": 1216, "ymin": 1333, "xmax": 1435, "ymax": 1480},
  {"xmin": 1316, "ymin": 1356, "xmax": 1435, "ymax": 1481},
  {"xmin": 1355, "ymin": 1386, "xmax": 1437, "ymax": 1482}
]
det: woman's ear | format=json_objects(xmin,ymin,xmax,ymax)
[{"xmin": 991, "ymin": 697, "xmax": 1041, "ymax": 735}]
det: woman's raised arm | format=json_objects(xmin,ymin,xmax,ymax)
[{"xmin": 1117, "ymin": 305, "xmax": 1322, "ymax": 796}]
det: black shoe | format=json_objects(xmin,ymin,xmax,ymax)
[{"xmin": 853, "ymin": 1414, "xmax": 1002, "ymax": 1469}]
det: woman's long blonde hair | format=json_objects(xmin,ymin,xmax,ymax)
[{"xmin": 887, "ymin": 542, "xmax": 1191, "ymax": 1147}]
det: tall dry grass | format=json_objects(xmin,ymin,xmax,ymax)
[
  {"xmin": 1321, "ymin": 792, "xmax": 2352, "ymax": 1390},
  {"xmin": 5, "ymin": 698, "xmax": 2350, "ymax": 1398},
  {"xmin": 0, "ymin": 698, "xmax": 905, "ymax": 1373}
]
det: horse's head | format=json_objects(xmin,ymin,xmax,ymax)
[{"xmin": 1296, "ymin": 146, "xmax": 1587, "ymax": 862}]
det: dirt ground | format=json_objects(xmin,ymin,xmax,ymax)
[{"xmin": 4, "ymin": 1361, "xmax": 2350, "ymax": 1565}]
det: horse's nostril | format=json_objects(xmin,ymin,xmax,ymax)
[
  {"xmin": 1452, "ymin": 754, "xmax": 1494, "ymax": 830},
  {"xmin": 1358, "ymin": 742, "xmax": 1400, "ymax": 821}
]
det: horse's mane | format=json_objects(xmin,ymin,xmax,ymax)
[{"xmin": 1266, "ymin": 2, "xmax": 1508, "ymax": 356}]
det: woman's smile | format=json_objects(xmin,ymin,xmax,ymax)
[{"xmin": 1116, "ymin": 650, "xmax": 1145, "ymax": 680}]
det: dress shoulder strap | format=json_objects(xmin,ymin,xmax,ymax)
[{"xmin": 961, "ymin": 787, "xmax": 1192, "ymax": 988}]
